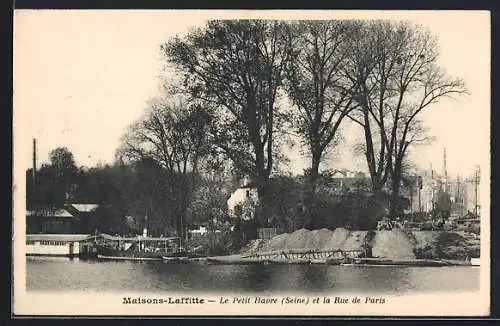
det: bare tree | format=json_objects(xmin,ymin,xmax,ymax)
[
  {"xmin": 284, "ymin": 20, "xmax": 358, "ymax": 220},
  {"xmin": 118, "ymin": 97, "xmax": 213, "ymax": 239},
  {"xmin": 162, "ymin": 20, "xmax": 289, "ymax": 205},
  {"xmin": 346, "ymin": 21, "xmax": 467, "ymax": 218}
]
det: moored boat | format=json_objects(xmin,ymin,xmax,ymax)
[
  {"xmin": 340, "ymin": 258, "xmax": 450, "ymax": 267},
  {"xmin": 97, "ymin": 254, "xmax": 162, "ymax": 261},
  {"xmin": 95, "ymin": 233, "xmax": 187, "ymax": 261},
  {"xmin": 470, "ymin": 257, "xmax": 480, "ymax": 266}
]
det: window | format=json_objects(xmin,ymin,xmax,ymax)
[{"xmin": 40, "ymin": 240, "xmax": 67, "ymax": 246}]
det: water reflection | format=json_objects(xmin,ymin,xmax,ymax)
[{"xmin": 26, "ymin": 257, "xmax": 479, "ymax": 294}]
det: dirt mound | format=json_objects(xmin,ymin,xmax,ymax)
[
  {"xmin": 261, "ymin": 228, "xmax": 339, "ymax": 252},
  {"xmin": 263, "ymin": 232, "xmax": 289, "ymax": 251},
  {"xmin": 255, "ymin": 228, "xmax": 479, "ymax": 261},
  {"xmin": 343, "ymin": 231, "xmax": 368, "ymax": 250},
  {"xmin": 372, "ymin": 230, "xmax": 415, "ymax": 259},
  {"xmin": 259, "ymin": 228, "xmax": 365, "ymax": 252},
  {"xmin": 240, "ymin": 239, "xmax": 266, "ymax": 254},
  {"xmin": 324, "ymin": 228, "xmax": 351, "ymax": 249},
  {"xmin": 305, "ymin": 228, "xmax": 335, "ymax": 249},
  {"xmin": 285, "ymin": 228, "xmax": 311, "ymax": 249}
]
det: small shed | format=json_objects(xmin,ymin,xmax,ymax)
[{"xmin": 26, "ymin": 234, "xmax": 95, "ymax": 257}]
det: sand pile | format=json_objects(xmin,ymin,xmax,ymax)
[
  {"xmin": 240, "ymin": 239, "xmax": 266, "ymax": 254},
  {"xmin": 372, "ymin": 230, "xmax": 416, "ymax": 259},
  {"xmin": 259, "ymin": 228, "xmax": 367, "ymax": 252},
  {"xmin": 255, "ymin": 228, "xmax": 479, "ymax": 260},
  {"xmin": 324, "ymin": 228, "xmax": 351, "ymax": 249},
  {"xmin": 285, "ymin": 228, "xmax": 311, "ymax": 249},
  {"xmin": 343, "ymin": 231, "xmax": 368, "ymax": 250},
  {"xmin": 263, "ymin": 233, "xmax": 289, "ymax": 251},
  {"xmin": 261, "ymin": 228, "xmax": 335, "ymax": 252},
  {"xmin": 304, "ymin": 228, "xmax": 335, "ymax": 249}
]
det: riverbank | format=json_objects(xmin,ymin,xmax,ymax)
[
  {"xmin": 206, "ymin": 254, "xmax": 473, "ymax": 266},
  {"xmin": 242, "ymin": 228, "xmax": 479, "ymax": 260},
  {"xmin": 208, "ymin": 227, "xmax": 480, "ymax": 266}
]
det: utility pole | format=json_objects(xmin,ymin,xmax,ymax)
[
  {"xmin": 456, "ymin": 175, "xmax": 463, "ymax": 217},
  {"xmin": 410, "ymin": 182, "xmax": 414, "ymax": 215},
  {"xmin": 455, "ymin": 175, "xmax": 459, "ymax": 217},
  {"xmin": 32, "ymin": 138, "xmax": 37, "ymax": 212},
  {"xmin": 442, "ymin": 148, "xmax": 448, "ymax": 193},
  {"xmin": 418, "ymin": 176, "xmax": 422, "ymax": 214},
  {"xmin": 474, "ymin": 165, "xmax": 480, "ymax": 217}
]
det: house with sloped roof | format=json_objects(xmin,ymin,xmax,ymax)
[
  {"xmin": 27, "ymin": 203, "xmax": 99, "ymax": 234},
  {"xmin": 227, "ymin": 177, "xmax": 259, "ymax": 221}
]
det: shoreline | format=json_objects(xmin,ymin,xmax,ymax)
[{"xmin": 206, "ymin": 254, "xmax": 474, "ymax": 267}]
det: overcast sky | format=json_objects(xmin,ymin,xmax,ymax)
[{"xmin": 14, "ymin": 10, "xmax": 490, "ymax": 179}]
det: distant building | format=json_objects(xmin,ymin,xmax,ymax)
[
  {"xmin": 227, "ymin": 176, "xmax": 259, "ymax": 221},
  {"xmin": 324, "ymin": 169, "xmax": 371, "ymax": 194},
  {"xmin": 189, "ymin": 225, "xmax": 209, "ymax": 236},
  {"xmin": 415, "ymin": 167, "xmax": 440, "ymax": 213},
  {"xmin": 27, "ymin": 203, "xmax": 99, "ymax": 234},
  {"xmin": 408, "ymin": 150, "xmax": 480, "ymax": 218},
  {"xmin": 464, "ymin": 167, "xmax": 481, "ymax": 216},
  {"xmin": 26, "ymin": 233, "xmax": 96, "ymax": 257},
  {"xmin": 27, "ymin": 208, "xmax": 74, "ymax": 234}
]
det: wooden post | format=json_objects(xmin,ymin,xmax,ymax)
[{"xmin": 32, "ymin": 138, "xmax": 37, "ymax": 222}]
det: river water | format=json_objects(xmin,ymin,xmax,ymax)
[{"xmin": 26, "ymin": 256, "xmax": 479, "ymax": 294}]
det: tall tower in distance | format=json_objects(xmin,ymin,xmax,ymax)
[
  {"xmin": 442, "ymin": 148, "xmax": 448, "ymax": 192},
  {"xmin": 32, "ymin": 138, "xmax": 36, "ymax": 186},
  {"xmin": 32, "ymin": 138, "xmax": 37, "ymax": 212}
]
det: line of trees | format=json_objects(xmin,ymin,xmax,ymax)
[
  {"xmin": 158, "ymin": 19, "xmax": 466, "ymax": 223},
  {"xmin": 27, "ymin": 19, "xmax": 466, "ymax": 240}
]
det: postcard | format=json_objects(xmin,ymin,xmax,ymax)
[{"xmin": 12, "ymin": 9, "xmax": 490, "ymax": 316}]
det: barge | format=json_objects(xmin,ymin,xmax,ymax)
[{"xmin": 95, "ymin": 233, "xmax": 188, "ymax": 261}]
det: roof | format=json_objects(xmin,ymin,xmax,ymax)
[
  {"xmin": 239, "ymin": 183, "xmax": 258, "ymax": 189},
  {"xmin": 98, "ymin": 233, "xmax": 180, "ymax": 242},
  {"xmin": 456, "ymin": 218, "xmax": 480, "ymax": 223},
  {"xmin": 70, "ymin": 204, "xmax": 99, "ymax": 212},
  {"xmin": 26, "ymin": 209, "xmax": 74, "ymax": 218},
  {"xmin": 26, "ymin": 234, "xmax": 93, "ymax": 242},
  {"xmin": 52, "ymin": 209, "xmax": 73, "ymax": 217}
]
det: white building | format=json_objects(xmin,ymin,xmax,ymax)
[
  {"xmin": 227, "ymin": 177, "xmax": 259, "ymax": 221},
  {"xmin": 26, "ymin": 234, "xmax": 95, "ymax": 257}
]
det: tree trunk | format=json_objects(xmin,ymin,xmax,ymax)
[
  {"xmin": 389, "ymin": 167, "xmax": 402, "ymax": 220},
  {"xmin": 255, "ymin": 173, "xmax": 269, "ymax": 228},
  {"xmin": 177, "ymin": 178, "xmax": 191, "ymax": 242},
  {"xmin": 304, "ymin": 152, "xmax": 321, "ymax": 228}
]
